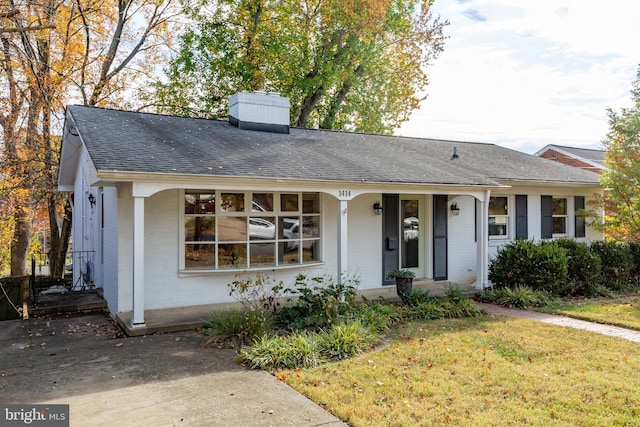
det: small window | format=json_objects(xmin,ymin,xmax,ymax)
[
  {"xmin": 489, "ymin": 196, "xmax": 509, "ymax": 238},
  {"xmin": 552, "ymin": 197, "xmax": 567, "ymax": 236}
]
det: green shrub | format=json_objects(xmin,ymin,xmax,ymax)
[
  {"xmin": 590, "ymin": 241, "xmax": 634, "ymax": 290},
  {"xmin": 205, "ymin": 309, "xmax": 274, "ymax": 349},
  {"xmin": 278, "ymin": 273, "xmax": 360, "ymax": 330},
  {"xmin": 237, "ymin": 332, "xmax": 323, "ymax": 370},
  {"xmin": 627, "ymin": 242, "xmax": 640, "ymax": 282},
  {"xmin": 488, "ymin": 240, "xmax": 568, "ymax": 294},
  {"xmin": 319, "ymin": 321, "xmax": 379, "ymax": 360},
  {"xmin": 477, "ymin": 286, "xmax": 556, "ymax": 309},
  {"xmin": 550, "ymin": 239, "xmax": 601, "ymax": 296}
]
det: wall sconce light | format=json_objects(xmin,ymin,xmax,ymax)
[
  {"xmin": 88, "ymin": 193, "xmax": 96, "ymax": 208},
  {"xmin": 450, "ymin": 202, "xmax": 460, "ymax": 216},
  {"xmin": 373, "ymin": 201, "xmax": 383, "ymax": 215}
]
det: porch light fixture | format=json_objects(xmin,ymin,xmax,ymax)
[
  {"xmin": 88, "ymin": 193, "xmax": 96, "ymax": 208},
  {"xmin": 373, "ymin": 201, "xmax": 383, "ymax": 215},
  {"xmin": 450, "ymin": 202, "xmax": 460, "ymax": 216}
]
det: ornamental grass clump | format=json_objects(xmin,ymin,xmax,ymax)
[
  {"xmin": 319, "ymin": 321, "xmax": 379, "ymax": 360},
  {"xmin": 477, "ymin": 285, "xmax": 556, "ymax": 309},
  {"xmin": 238, "ymin": 332, "xmax": 323, "ymax": 370},
  {"xmin": 204, "ymin": 309, "xmax": 275, "ymax": 349},
  {"xmin": 346, "ymin": 302, "xmax": 402, "ymax": 334}
]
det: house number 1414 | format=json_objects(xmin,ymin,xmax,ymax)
[{"xmin": 338, "ymin": 190, "xmax": 351, "ymax": 197}]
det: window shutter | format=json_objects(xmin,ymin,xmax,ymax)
[
  {"xmin": 515, "ymin": 195, "xmax": 528, "ymax": 239},
  {"xmin": 541, "ymin": 195, "xmax": 553, "ymax": 239},
  {"xmin": 575, "ymin": 196, "xmax": 586, "ymax": 238}
]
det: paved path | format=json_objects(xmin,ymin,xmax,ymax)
[
  {"xmin": 476, "ymin": 302, "xmax": 640, "ymax": 343},
  {"xmin": 0, "ymin": 313, "xmax": 347, "ymax": 427}
]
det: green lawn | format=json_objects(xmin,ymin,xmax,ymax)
[
  {"xmin": 280, "ymin": 316, "xmax": 640, "ymax": 426},
  {"xmin": 538, "ymin": 294, "xmax": 640, "ymax": 331}
]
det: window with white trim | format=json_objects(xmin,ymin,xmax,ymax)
[
  {"xmin": 489, "ymin": 196, "xmax": 509, "ymax": 238},
  {"xmin": 184, "ymin": 191, "xmax": 321, "ymax": 270},
  {"xmin": 552, "ymin": 197, "xmax": 567, "ymax": 236}
]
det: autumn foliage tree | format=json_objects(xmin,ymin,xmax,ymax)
[
  {"xmin": 590, "ymin": 67, "xmax": 640, "ymax": 241},
  {"xmin": 0, "ymin": 0, "xmax": 178, "ymax": 277},
  {"xmin": 154, "ymin": 0, "xmax": 447, "ymax": 134}
]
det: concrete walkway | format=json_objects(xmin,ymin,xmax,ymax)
[
  {"xmin": 476, "ymin": 302, "xmax": 640, "ymax": 343},
  {"xmin": 0, "ymin": 312, "xmax": 347, "ymax": 427}
]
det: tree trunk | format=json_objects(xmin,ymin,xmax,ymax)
[
  {"xmin": 320, "ymin": 64, "xmax": 364, "ymax": 129},
  {"xmin": 10, "ymin": 212, "xmax": 30, "ymax": 276},
  {"xmin": 48, "ymin": 195, "xmax": 72, "ymax": 279}
]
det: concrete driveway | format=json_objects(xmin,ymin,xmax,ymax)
[{"xmin": 0, "ymin": 312, "xmax": 347, "ymax": 427}]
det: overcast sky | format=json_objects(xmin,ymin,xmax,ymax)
[{"xmin": 398, "ymin": 0, "xmax": 640, "ymax": 154}]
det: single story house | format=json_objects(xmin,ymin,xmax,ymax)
[{"xmin": 57, "ymin": 92, "xmax": 602, "ymax": 331}]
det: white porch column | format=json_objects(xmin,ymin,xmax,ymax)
[
  {"xmin": 131, "ymin": 196, "xmax": 146, "ymax": 328},
  {"xmin": 337, "ymin": 199, "xmax": 348, "ymax": 284},
  {"xmin": 475, "ymin": 190, "xmax": 491, "ymax": 289}
]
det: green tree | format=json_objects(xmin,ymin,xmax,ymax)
[
  {"xmin": 153, "ymin": 0, "xmax": 447, "ymax": 134},
  {"xmin": 593, "ymin": 67, "xmax": 640, "ymax": 241}
]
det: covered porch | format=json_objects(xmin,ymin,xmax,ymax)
[{"xmin": 115, "ymin": 279, "xmax": 479, "ymax": 336}]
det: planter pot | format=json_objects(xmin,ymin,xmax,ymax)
[{"xmin": 395, "ymin": 277, "xmax": 413, "ymax": 299}]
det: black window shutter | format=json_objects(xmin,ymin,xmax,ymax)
[
  {"xmin": 575, "ymin": 196, "xmax": 586, "ymax": 238},
  {"xmin": 515, "ymin": 195, "xmax": 528, "ymax": 239},
  {"xmin": 541, "ymin": 195, "xmax": 553, "ymax": 239}
]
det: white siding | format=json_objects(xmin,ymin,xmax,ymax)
[
  {"xmin": 116, "ymin": 183, "xmax": 134, "ymax": 312},
  {"xmin": 347, "ymin": 194, "xmax": 384, "ymax": 288},
  {"xmin": 487, "ymin": 186, "xmax": 603, "ymax": 261},
  {"xmin": 101, "ymin": 186, "xmax": 119, "ymax": 313},
  {"xmin": 97, "ymin": 183, "xmax": 602, "ymax": 312},
  {"xmin": 447, "ymin": 195, "xmax": 478, "ymax": 284}
]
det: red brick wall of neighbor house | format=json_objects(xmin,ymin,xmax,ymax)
[{"xmin": 539, "ymin": 149, "xmax": 603, "ymax": 174}]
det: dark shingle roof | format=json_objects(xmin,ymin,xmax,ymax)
[{"xmin": 66, "ymin": 105, "xmax": 601, "ymax": 187}]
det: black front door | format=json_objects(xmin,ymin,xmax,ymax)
[
  {"xmin": 433, "ymin": 195, "xmax": 448, "ymax": 281},
  {"xmin": 382, "ymin": 194, "xmax": 399, "ymax": 285}
]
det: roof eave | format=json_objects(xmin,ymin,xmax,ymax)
[{"xmin": 92, "ymin": 170, "xmax": 507, "ymax": 193}]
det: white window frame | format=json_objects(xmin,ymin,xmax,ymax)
[
  {"xmin": 180, "ymin": 190, "xmax": 322, "ymax": 272},
  {"xmin": 552, "ymin": 196, "xmax": 568, "ymax": 237},
  {"xmin": 488, "ymin": 195, "xmax": 510, "ymax": 240}
]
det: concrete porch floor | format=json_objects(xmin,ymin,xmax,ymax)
[{"xmin": 116, "ymin": 280, "xmax": 479, "ymax": 337}]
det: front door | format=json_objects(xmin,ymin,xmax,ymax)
[
  {"xmin": 382, "ymin": 194, "xmax": 399, "ymax": 285},
  {"xmin": 382, "ymin": 195, "xmax": 426, "ymax": 284},
  {"xmin": 433, "ymin": 195, "xmax": 448, "ymax": 280}
]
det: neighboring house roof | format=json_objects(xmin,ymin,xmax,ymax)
[
  {"xmin": 535, "ymin": 144, "xmax": 606, "ymax": 172},
  {"xmin": 60, "ymin": 105, "xmax": 601, "ymax": 189}
]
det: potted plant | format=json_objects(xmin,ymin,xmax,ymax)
[{"xmin": 386, "ymin": 269, "xmax": 415, "ymax": 299}]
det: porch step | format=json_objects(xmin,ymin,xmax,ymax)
[{"xmin": 28, "ymin": 290, "xmax": 107, "ymax": 317}]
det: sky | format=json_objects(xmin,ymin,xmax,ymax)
[{"xmin": 398, "ymin": 0, "xmax": 640, "ymax": 154}]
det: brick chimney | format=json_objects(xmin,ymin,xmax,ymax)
[{"xmin": 228, "ymin": 92, "xmax": 290, "ymax": 134}]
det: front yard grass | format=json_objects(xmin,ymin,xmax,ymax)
[
  {"xmin": 280, "ymin": 316, "xmax": 640, "ymax": 426},
  {"xmin": 538, "ymin": 294, "xmax": 640, "ymax": 331}
]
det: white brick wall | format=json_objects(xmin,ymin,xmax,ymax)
[
  {"xmin": 447, "ymin": 195, "xmax": 478, "ymax": 284},
  {"xmin": 99, "ymin": 185, "xmax": 602, "ymax": 312}
]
